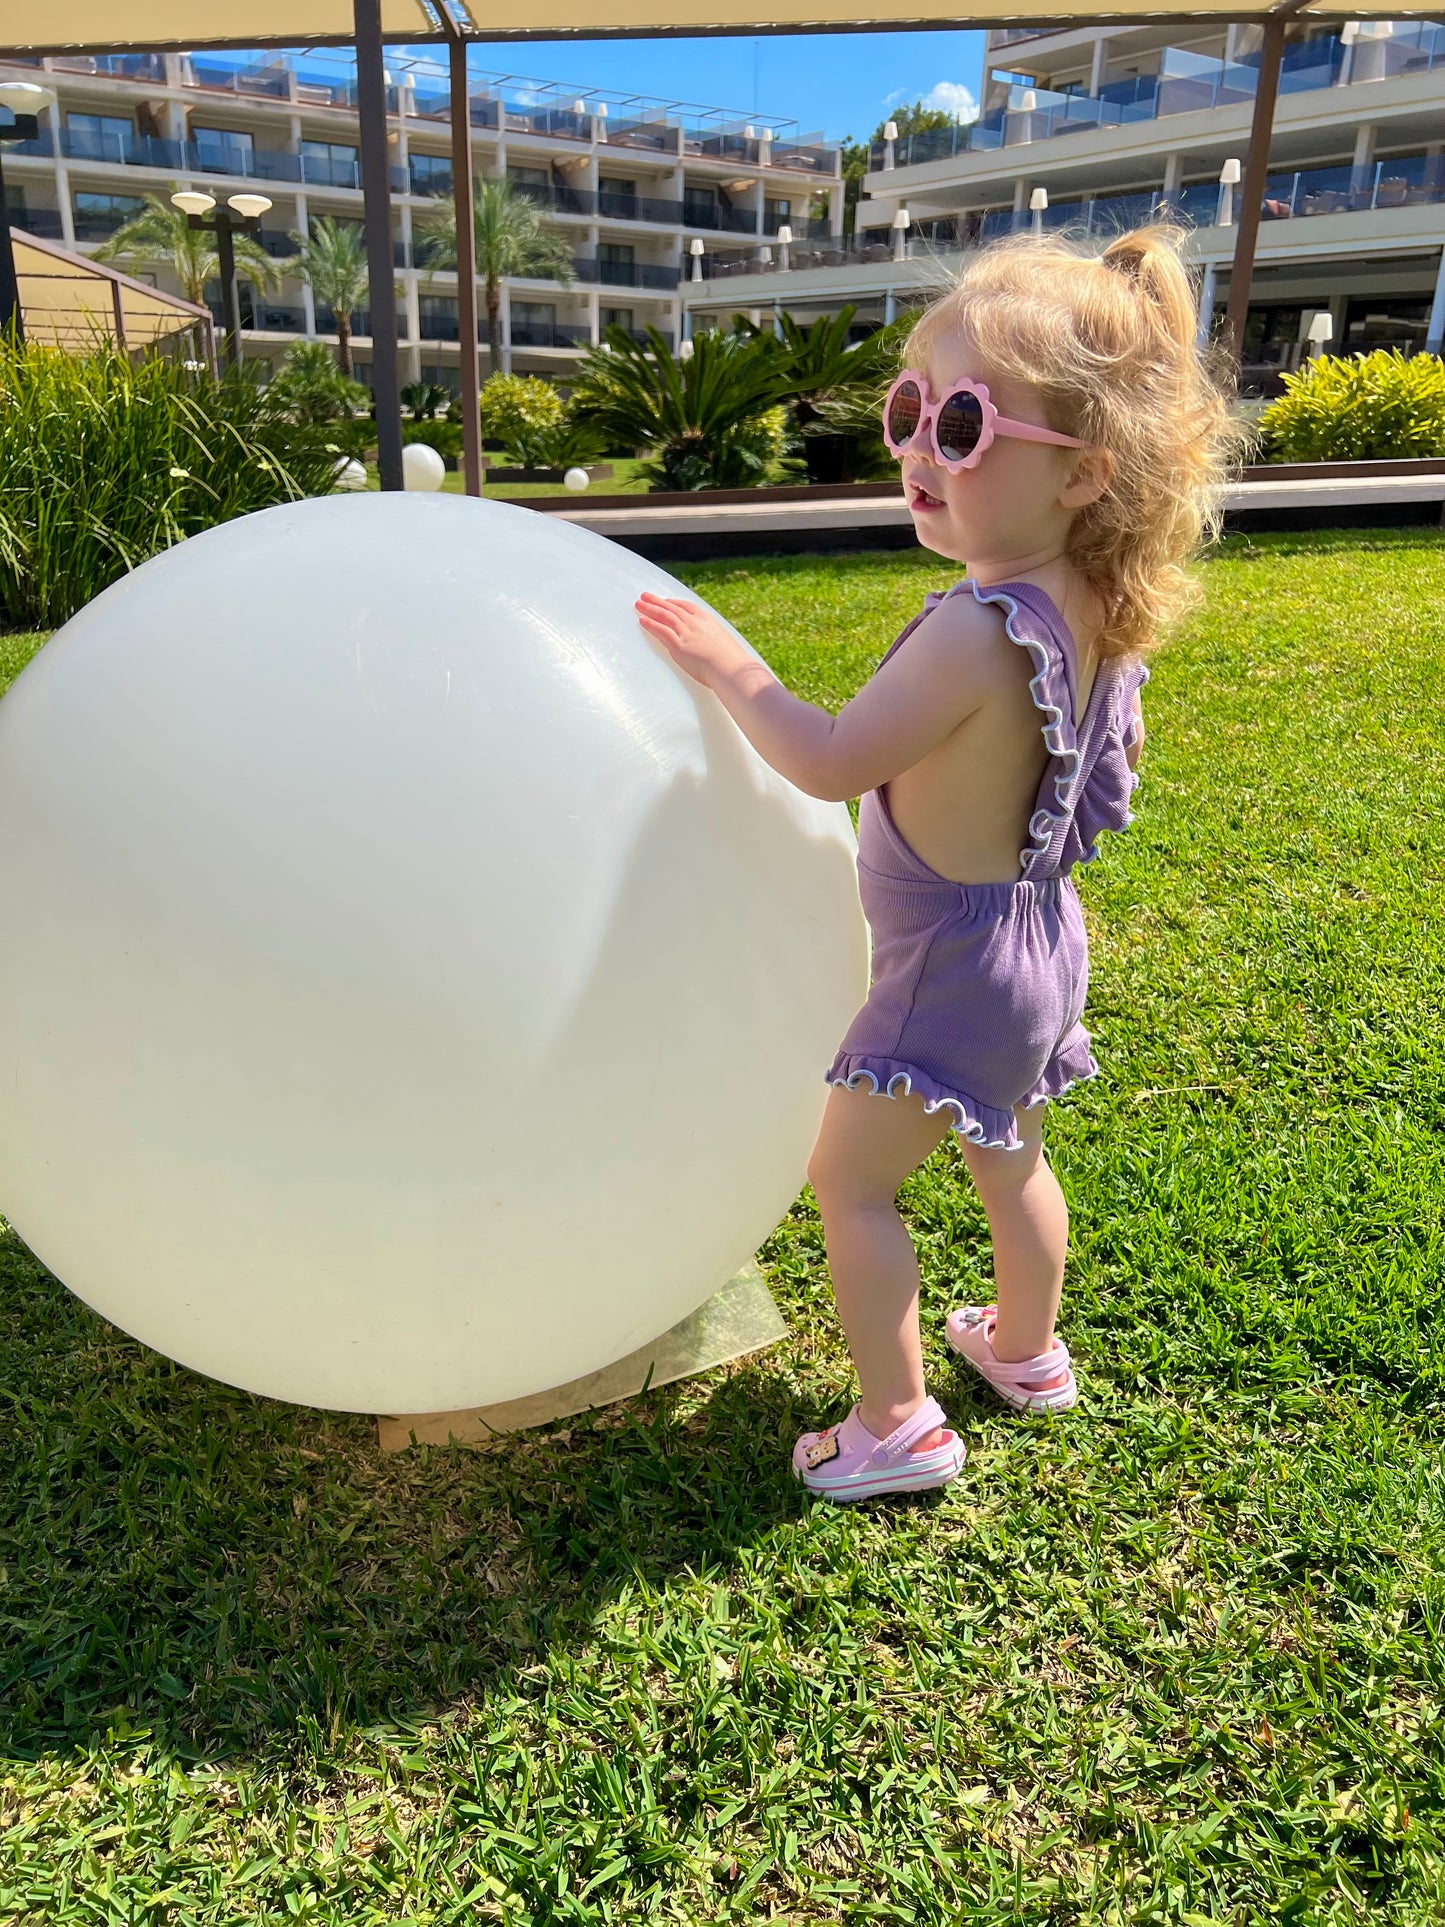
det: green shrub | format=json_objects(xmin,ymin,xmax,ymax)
[
  {"xmin": 403, "ymin": 417, "xmax": 462, "ymax": 461},
  {"xmin": 498, "ymin": 413, "xmax": 607, "ymax": 470},
  {"xmin": 1257, "ymin": 349, "xmax": 1445, "ymax": 462},
  {"xmin": 0, "ymin": 340, "xmax": 343, "ymax": 631},
  {"xmin": 477, "ymin": 374, "xmax": 564, "ymax": 455},
  {"xmin": 267, "ymin": 339, "xmax": 370, "ymax": 427},
  {"xmin": 401, "ymin": 379, "xmax": 452, "ymax": 421}
]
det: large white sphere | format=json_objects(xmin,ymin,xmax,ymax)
[
  {"xmin": 401, "ymin": 441, "xmax": 446, "ymax": 491},
  {"xmin": 563, "ymin": 466, "xmax": 591, "ymax": 492},
  {"xmin": 0, "ymin": 495, "xmax": 867, "ymax": 1413},
  {"xmin": 333, "ymin": 457, "xmax": 368, "ymax": 492}
]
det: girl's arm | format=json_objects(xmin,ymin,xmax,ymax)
[
  {"xmin": 634, "ymin": 590, "xmax": 1008, "ymax": 804},
  {"xmin": 1124, "ymin": 687, "xmax": 1145, "ymax": 771}
]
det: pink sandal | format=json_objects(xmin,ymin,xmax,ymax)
[
  {"xmin": 945, "ymin": 1305, "xmax": 1078, "ymax": 1412},
  {"xmin": 792, "ymin": 1396, "xmax": 966, "ymax": 1502}
]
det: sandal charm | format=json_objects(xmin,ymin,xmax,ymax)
[{"xmin": 803, "ymin": 1431, "xmax": 840, "ymax": 1470}]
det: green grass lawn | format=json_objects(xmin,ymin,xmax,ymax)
[
  {"xmin": 2, "ymin": 530, "xmax": 1444, "ymax": 1925},
  {"xmin": 365, "ymin": 459, "xmax": 653, "ymax": 499}
]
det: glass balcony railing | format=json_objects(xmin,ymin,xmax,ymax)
[
  {"xmin": 870, "ymin": 24, "xmax": 1445, "ymax": 170},
  {"xmin": 9, "ymin": 205, "xmax": 65, "ymax": 238},
  {"xmin": 572, "ymin": 258, "xmax": 681, "ymax": 290},
  {"xmin": 510, "ymin": 321, "xmax": 592, "ymax": 348}
]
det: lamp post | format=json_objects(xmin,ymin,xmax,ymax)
[
  {"xmin": 0, "ymin": 80, "xmax": 57, "ymax": 342},
  {"xmin": 1030, "ymin": 186, "xmax": 1049, "ymax": 237},
  {"xmin": 883, "ymin": 120, "xmax": 898, "ymax": 172},
  {"xmin": 776, "ymin": 222, "xmax": 793, "ymax": 272},
  {"xmin": 689, "ymin": 235, "xmax": 704, "ymax": 283},
  {"xmin": 1306, "ymin": 309, "xmax": 1334, "ymax": 359},
  {"xmin": 891, "ymin": 204, "xmax": 910, "ymax": 263},
  {"xmin": 171, "ymin": 188, "xmax": 272, "ymax": 369},
  {"xmin": 1217, "ymin": 156, "xmax": 1241, "ymax": 229}
]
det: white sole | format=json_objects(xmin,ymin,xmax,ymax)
[
  {"xmin": 946, "ymin": 1333, "xmax": 1078, "ymax": 1412},
  {"xmin": 796, "ymin": 1448, "xmax": 967, "ymax": 1502}
]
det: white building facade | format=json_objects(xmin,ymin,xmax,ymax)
[
  {"xmin": 0, "ymin": 45, "xmax": 843, "ymax": 386},
  {"xmin": 684, "ymin": 19, "xmax": 1445, "ymax": 393}
]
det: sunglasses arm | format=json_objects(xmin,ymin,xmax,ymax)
[{"xmin": 994, "ymin": 416, "xmax": 1087, "ymax": 449}]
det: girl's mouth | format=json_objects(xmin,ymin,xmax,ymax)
[{"xmin": 906, "ymin": 478, "xmax": 946, "ymax": 513}]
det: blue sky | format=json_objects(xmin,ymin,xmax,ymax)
[{"xmin": 408, "ymin": 33, "xmax": 988, "ymax": 146}]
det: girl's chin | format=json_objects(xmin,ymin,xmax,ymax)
[{"xmin": 908, "ymin": 513, "xmax": 969, "ymax": 562}]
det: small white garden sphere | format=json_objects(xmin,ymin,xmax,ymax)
[
  {"xmin": 333, "ymin": 457, "xmax": 368, "ymax": 492},
  {"xmin": 401, "ymin": 441, "xmax": 446, "ymax": 491},
  {"xmin": 563, "ymin": 466, "xmax": 591, "ymax": 492},
  {"xmin": 0, "ymin": 496, "xmax": 868, "ymax": 1414}
]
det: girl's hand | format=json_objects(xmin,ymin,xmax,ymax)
[{"xmin": 635, "ymin": 592, "xmax": 750, "ymax": 691}]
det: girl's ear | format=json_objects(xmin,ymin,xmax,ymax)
[{"xmin": 1059, "ymin": 446, "xmax": 1113, "ymax": 510}]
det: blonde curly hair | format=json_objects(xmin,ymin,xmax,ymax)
[{"xmin": 905, "ymin": 223, "xmax": 1250, "ymax": 659}]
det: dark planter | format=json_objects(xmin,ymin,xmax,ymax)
[
  {"xmin": 802, "ymin": 433, "xmax": 860, "ymax": 486},
  {"xmin": 483, "ymin": 462, "xmax": 616, "ymax": 484}
]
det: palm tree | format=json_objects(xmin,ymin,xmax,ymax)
[
  {"xmin": 416, "ymin": 177, "xmax": 575, "ymax": 377},
  {"xmin": 288, "ymin": 217, "xmax": 371, "ymax": 377},
  {"xmin": 570, "ymin": 324, "xmax": 799, "ymax": 491},
  {"xmin": 94, "ymin": 192, "xmax": 283, "ymax": 309}
]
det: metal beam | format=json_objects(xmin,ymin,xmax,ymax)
[
  {"xmin": 1222, "ymin": 0, "xmax": 1314, "ymax": 368},
  {"xmin": 443, "ymin": 10, "xmax": 483, "ymax": 498},
  {"xmin": 355, "ymin": 0, "xmax": 404, "ymax": 490}
]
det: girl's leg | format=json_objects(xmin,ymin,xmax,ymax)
[
  {"xmin": 806, "ymin": 1083, "xmax": 953, "ymax": 1449},
  {"xmin": 957, "ymin": 1102, "xmax": 1069, "ymax": 1368}
]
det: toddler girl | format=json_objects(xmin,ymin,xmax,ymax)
[{"xmin": 636, "ymin": 225, "xmax": 1240, "ymax": 1502}]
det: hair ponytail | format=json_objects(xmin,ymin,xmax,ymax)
[{"xmin": 1099, "ymin": 226, "xmax": 1201, "ymax": 355}]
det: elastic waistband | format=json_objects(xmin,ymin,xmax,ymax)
[{"xmin": 858, "ymin": 858, "xmax": 1073, "ymax": 929}]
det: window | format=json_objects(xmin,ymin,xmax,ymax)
[
  {"xmin": 600, "ymin": 305, "xmax": 634, "ymax": 333},
  {"xmin": 764, "ymin": 197, "xmax": 791, "ymax": 229},
  {"xmin": 598, "ymin": 174, "xmax": 637, "ymax": 201},
  {"xmin": 193, "ymin": 125, "xmax": 254, "ymax": 161},
  {"xmin": 73, "ymin": 190, "xmax": 143, "ymax": 236},
  {"xmin": 597, "ymin": 242, "xmax": 635, "ymax": 286},
  {"xmin": 684, "ymin": 182, "xmax": 718, "ymax": 222},
  {"xmin": 511, "ymin": 299, "xmax": 557, "ymax": 346},
  {"xmin": 409, "ymin": 152, "xmax": 452, "ymax": 196},
  {"xmin": 301, "ymin": 139, "xmax": 359, "ymax": 188},
  {"xmin": 66, "ymin": 112, "xmax": 132, "ymax": 161}
]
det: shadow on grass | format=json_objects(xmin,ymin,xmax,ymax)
[{"xmin": 0, "ymin": 1222, "xmax": 822, "ymax": 1768}]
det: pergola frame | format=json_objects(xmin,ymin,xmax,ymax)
[{"xmin": 5, "ymin": 0, "xmax": 1440, "ymax": 492}]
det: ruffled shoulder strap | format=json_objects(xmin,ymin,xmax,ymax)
[{"xmin": 964, "ymin": 578, "xmax": 1147, "ymax": 878}]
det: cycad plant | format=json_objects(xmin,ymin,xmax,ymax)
[
  {"xmin": 94, "ymin": 191, "xmax": 284, "ymax": 307},
  {"xmin": 288, "ymin": 216, "xmax": 372, "ymax": 377},
  {"xmin": 755, "ymin": 305, "xmax": 909, "ymax": 481},
  {"xmin": 416, "ymin": 178, "xmax": 575, "ymax": 377},
  {"xmin": 569, "ymin": 325, "xmax": 798, "ymax": 491}
]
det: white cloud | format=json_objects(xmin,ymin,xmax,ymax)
[{"xmin": 923, "ymin": 81, "xmax": 980, "ymax": 123}]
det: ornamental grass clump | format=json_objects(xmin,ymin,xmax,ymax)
[
  {"xmin": 1257, "ymin": 348, "xmax": 1445, "ymax": 462},
  {"xmin": 0, "ymin": 340, "xmax": 343, "ymax": 631}
]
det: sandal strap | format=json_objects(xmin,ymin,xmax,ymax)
[
  {"xmin": 966, "ymin": 1309, "xmax": 1071, "ymax": 1386},
  {"xmin": 864, "ymin": 1396, "xmax": 949, "ymax": 1467}
]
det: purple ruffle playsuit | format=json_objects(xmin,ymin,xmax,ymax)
[{"xmin": 826, "ymin": 577, "xmax": 1149, "ymax": 1151}]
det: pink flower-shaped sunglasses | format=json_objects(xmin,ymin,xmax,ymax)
[{"xmin": 882, "ymin": 370, "xmax": 1086, "ymax": 470}]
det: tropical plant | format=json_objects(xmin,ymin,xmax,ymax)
[
  {"xmin": 416, "ymin": 179, "xmax": 575, "ymax": 377},
  {"xmin": 0, "ymin": 339, "xmax": 343, "ymax": 630},
  {"xmin": 267, "ymin": 339, "xmax": 370, "ymax": 426},
  {"xmin": 1256, "ymin": 349, "xmax": 1445, "ymax": 461},
  {"xmin": 496, "ymin": 415, "xmax": 607, "ymax": 471},
  {"xmin": 403, "ymin": 417, "xmax": 462, "ymax": 461},
  {"xmin": 401, "ymin": 379, "xmax": 452, "ymax": 420},
  {"xmin": 288, "ymin": 217, "xmax": 371, "ymax": 377},
  {"xmin": 477, "ymin": 372, "xmax": 565, "ymax": 449},
  {"xmin": 569, "ymin": 325, "xmax": 798, "ymax": 491},
  {"xmin": 94, "ymin": 192, "xmax": 284, "ymax": 307}
]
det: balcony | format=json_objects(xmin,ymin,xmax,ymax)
[
  {"xmin": 504, "ymin": 104, "xmax": 593, "ymax": 142},
  {"xmin": 511, "ymin": 320, "xmax": 592, "ymax": 348},
  {"xmin": 9, "ymin": 205, "xmax": 65, "ymax": 238},
  {"xmin": 187, "ymin": 58, "xmax": 293, "ymax": 99},
  {"xmin": 769, "ymin": 141, "xmax": 838, "ymax": 175},
  {"xmin": 869, "ymin": 24, "xmax": 1445, "ymax": 169},
  {"xmin": 508, "ymin": 179, "xmax": 597, "ymax": 217},
  {"xmin": 572, "ymin": 257, "xmax": 681, "ymax": 290},
  {"xmin": 52, "ymin": 52, "xmax": 167, "ymax": 80},
  {"xmin": 682, "ymin": 202, "xmax": 758, "ymax": 235},
  {"xmin": 598, "ymin": 191, "xmax": 685, "ymax": 225},
  {"xmin": 249, "ymin": 304, "xmax": 306, "ymax": 333}
]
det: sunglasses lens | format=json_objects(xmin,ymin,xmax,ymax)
[
  {"xmin": 936, "ymin": 390, "xmax": 985, "ymax": 463},
  {"xmin": 885, "ymin": 380, "xmax": 923, "ymax": 447}
]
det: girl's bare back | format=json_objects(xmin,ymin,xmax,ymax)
[{"xmin": 885, "ymin": 565, "xmax": 1103, "ymax": 887}]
